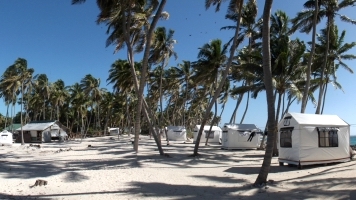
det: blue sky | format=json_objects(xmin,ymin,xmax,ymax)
[{"xmin": 1, "ymin": 1, "xmax": 356, "ymax": 135}]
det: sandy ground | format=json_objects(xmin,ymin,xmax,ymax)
[{"xmin": 0, "ymin": 135, "xmax": 356, "ymax": 200}]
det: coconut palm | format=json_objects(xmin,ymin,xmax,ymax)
[
  {"xmin": 291, "ymin": 0, "xmax": 356, "ymax": 114},
  {"xmin": 74, "ymin": 0, "xmax": 168, "ymax": 154},
  {"xmin": 193, "ymin": 0, "xmax": 244, "ymax": 155},
  {"xmin": 312, "ymin": 24, "xmax": 356, "ymax": 113},
  {"xmin": 191, "ymin": 39, "xmax": 227, "ymax": 145},
  {"xmin": 2, "ymin": 58, "xmax": 35, "ymax": 145},
  {"xmin": 149, "ymin": 26, "xmax": 177, "ymax": 132},
  {"xmin": 34, "ymin": 74, "xmax": 51, "ymax": 120},
  {"xmin": 291, "ymin": 0, "xmax": 318, "ymax": 113},
  {"xmin": 80, "ymin": 74, "xmax": 103, "ymax": 135},
  {"xmin": 254, "ymin": 0, "xmax": 275, "ymax": 186},
  {"xmin": 107, "ymin": 59, "xmax": 141, "ymax": 134}
]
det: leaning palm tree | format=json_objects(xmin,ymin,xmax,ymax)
[
  {"xmin": 149, "ymin": 27, "xmax": 177, "ymax": 134},
  {"xmin": 254, "ymin": 0, "xmax": 275, "ymax": 186},
  {"xmin": 193, "ymin": 0, "xmax": 244, "ymax": 156},
  {"xmin": 73, "ymin": 0, "xmax": 168, "ymax": 154},
  {"xmin": 192, "ymin": 39, "xmax": 227, "ymax": 145}
]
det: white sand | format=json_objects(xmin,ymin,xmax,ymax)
[{"xmin": 0, "ymin": 135, "xmax": 355, "ymax": 200}]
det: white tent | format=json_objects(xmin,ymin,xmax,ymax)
[
  {"xmin": 0, "ymin": 130, "xmax": 13, "ymax": 145},
  {"xmin": 108, "ymin": 127, "xmax": 120, "ymax": 136},
  {"xmin": 221, "ymin": 124, "xmax": 261, "ymax": 150},
  {"xmin": 166, "ymin": 126, "xmax": 187, "ymax": 141},
  {"xmin": 16, "ymin": 120, "xmax": 68, "ymax": 143},
  {"xmin": 193, "ymin": 125, "xmax": 222, "ymax": 144},
  {"xmin": 278, "ymin": 112, "xmax": 350, "ymax": 168}
]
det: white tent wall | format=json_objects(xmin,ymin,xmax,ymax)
[
  {"xmin": 16, "ymin": 121, "xmax": 69, "ymax": 143},
  {"xmin": 277, "ymin": 116, "xmax": 300, "ymax": 163},
  {"xmin": 166, "ymin": 126, "xmax": 187, "ymax": 141},
  {"xmin": 193, "ymin": 125, "xmax": 222, "ymax": 143},
  {"xmin": 109, "ymin": 128, "xmax": 120, "ymax": 136},
  {"xmin": 278, "ymin": 112, "xmax": 350, "ymax": 167},
  {"xmin": 0, "ymin": 130, "xmax": 13, "ymax": 145},
  {"xmin": 221, "ymin": 124, "xmax": 261, "ymax": 149}
]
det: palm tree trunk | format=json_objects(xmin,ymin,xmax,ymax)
[
  {"xmin": 159, "ymin": 63, "xmax": 164, "ymax": 129},
  {"xmin": 301, "ymin": 0, "xmax": 318, "ymax": 113},
  {"xmin": 193, "ymin": 0, "xmax": 243, "ymax": 156},
  {"xmin": 229, "ymin": 94, "xmax": 244, "ymax": 124},
  {"xmin": 126, "ymin": 42, "xmax": 164, "ymax": 155},
  {"xmin": 20, "ymin": 82, "xmax": 25, "ymax": 145},
  {"xmin": 132, "ymin": 0, "xmax": 167, "ymax": 153},
  {"xmin": 240, "ymin": 90, "xmax": 250, "ymax": 124},
  {"xmin": 254, "ymin": 0, "xmax": 275, "ymax": 186},
  {"xmin": 43, "ymin": 96, "xmax": 46, "ymax": 120},
  {"xmin": 321, "ymin": 81, "xmax": 328, "ymax": 114},
  {"xmin": 315, "ymin": 17, "xmax": 331, "ymax": 114},
  {"xmin": 4, "ymin": 104, "xmax": 9, "ymax": 130},
  {"xmin": 205, "ymin": 97, "xmax": 218, "ymax": 145},
  {"xmin": 283, "ymin": 96, "xmax": 296, "ymax": 118}
]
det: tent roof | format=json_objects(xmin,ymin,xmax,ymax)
[
  {"xmin": 285, "ymin": 113, "xmax": 349, "ymax": 126},
  {"xmin": 223, "ymin": 123, "xmax": 259, "ymax": 130},
  {"xmin": 5, "ymin": 124, "xmax": 22, "ymax": 131},
  {"xmin": 166, "ymin": 126, "xmax": 186, "ymax": 131},
  {"xmin": 195, "ymin": 125, "xmax": 222, "ymax": 131},
  {"xmin": 16, "ymin": 121, "xmax": 62, "ymax": 131}
]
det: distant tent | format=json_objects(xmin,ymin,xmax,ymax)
[
  {"xmin": 0, "ymin": 130, "xmax": 13, "ymax": 146},
  {"xmin": 16, "ymin": 120, "xmax": 69, "ymax": 143},
  {"xmin": 166, "ymin": 126, "xmax": 187, "ymax": 141},
  {"xmin": 221, "ymin": 124, "xmax": 262, "ymax": 150},
  {"xmin": 108, "ymin": 127, "xmax": 120, "ymax": 136},
  {"xmin": 193, "ymin": 125, "xmax": 222, "ymax": 144}
]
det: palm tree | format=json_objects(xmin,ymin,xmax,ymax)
[
  {"xmin": 68, "ymin": 82, "xmax": 88, "ymax": 136},
  {"xmin": 192, "ymin": 39, "xmax": 227, "ymax": 145},
  {"xmin": 80, "ymin": 74, "xmax": 103, "ymax": 135},
  {"xmin": 291, "ymin": 0, "xmax": 319, "ymax": 113},
  {"xmin": 313, "ymin": 24, "xmax": 356, "ymax": 113},
  {"xmin": 5, "ymin": 58, "xmax": 34, "ymax": 145},
  {"xmin": 254, "ymin": 0, "xmax": 275, "ymax": 186},
  {"xmin": 149, "ymin": 27, "xmax": 177, "ymax": 132},
  {"xmin": 34, "ymin": 74, "xmax": 51, "ymax": 120},
  {"xmin": 107, "ymin": 59, "xmax": 141, "ymax": 134},
  {"xmin": 171, "ymin": 61, "xmax": 194, "ymax": 127},
  {"xmin": 73, "ymin": 0, "xmax": 168, "ymax": 154},
  {"xmin": 193, "ymin": 0, "xmax": 244, "ymax": 155},
  {"xmin": 292, "ymin": 0, "xmax": 356, "ymax": 114}
]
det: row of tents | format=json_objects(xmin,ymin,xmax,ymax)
[
  {"xmin": 0, "ymin": 113, "xmax": 352, "ymax": 169},
  {"xmin": 111, "ymin": 112, "xmax": 351, "ymax": 169}
]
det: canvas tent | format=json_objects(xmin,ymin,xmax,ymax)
[
  {"xmin": 16, "ymin": 120, "xmax": 69, "ymax": 143},
  {"xmin": 166, "ymin": 126, "xmax": 187, "ymax": 141},
  {"xmin": 193, "ymin": 125, "xmax": 222, "ymax": 144},
  {"xmin": 0, "ymin": 130, "xmax": 13, "ymax": 145},
  {"xmin": 108, "ymin": 127, "xmax": 120, "ymax": 136},
  {"xmin": 221, "ymin": 124, "xmax": 262, "ymax": 150},
  {"xmin": 278, "ymin": 112, "xmax": 350, "ymax": 168}
]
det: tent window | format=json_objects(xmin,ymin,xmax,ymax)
[
  {"xmin": 283, "ymin": 116, "xmax": 292, "ymax": 126},
  {"xmin": 317, "ymin": 127, "xmax": 338, "ymax": 147},
  {"xmin": 280, "ymin": 127, "xmax": 293, "ymax": 148},
  {"xmin": 204, "ymin": 131, "xmax": 214, "ymax": 139}
]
